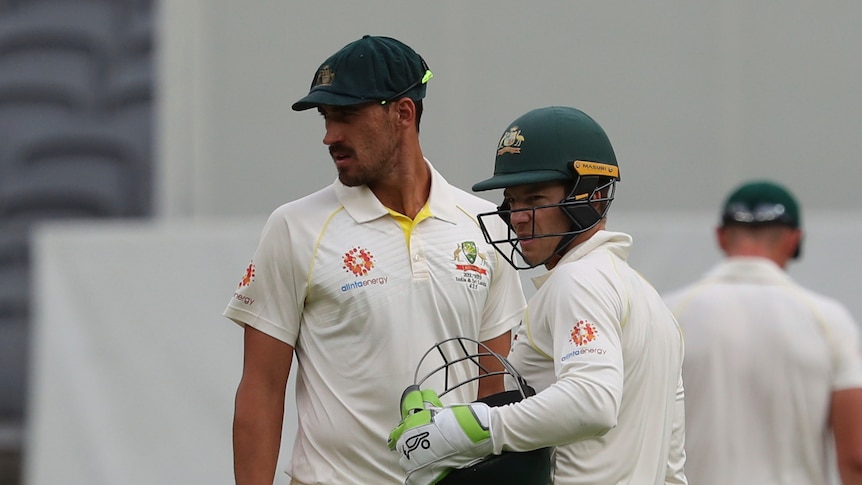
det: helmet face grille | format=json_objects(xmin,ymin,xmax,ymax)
[
  {"xmin": 411, "ymin": 338, "xmax": 553, "ymax": 485},
  {"xmin": 476, "ymin": 177, "xmax": 617, "ymax": 270},
  {"xmin": 412, "ymin": 337, "xmax": 533, "ymax": 401}
]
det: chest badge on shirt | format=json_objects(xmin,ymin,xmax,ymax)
[{"xmin": 452, "ymin": 241, "xmax": 489, "ymax": 289}]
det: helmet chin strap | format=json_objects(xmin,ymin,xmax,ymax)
[
  {"xmin": 485, "ymin": 178, "xmax": 614, "ymax": 270},
  {"xmin": 544, "ymin": 182, "xmax": 596, "ymax": 265},
  {"xmin": 550, "ymin": 231, "xmax": 578, "ymax": 262}
]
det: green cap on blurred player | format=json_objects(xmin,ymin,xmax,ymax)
[{"xmin": 721, "ymin": 180, "xmax": 800, "ymax": 229}]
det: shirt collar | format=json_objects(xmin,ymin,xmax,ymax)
[
  {"xmin": 531, "ymin": 230, "xmax": 633, "ymax": 289},
  {"xmin": 333, "ymin": 159, "xmax": 460, "ymax": 224},
  {"xmin": 704, "ymin": 257, "xmax": 793, "ymax": 285}
]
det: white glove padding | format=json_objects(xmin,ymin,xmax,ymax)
[{"xmin": 388, "ymin": 387, "xmax": 495, "ymax": 485}]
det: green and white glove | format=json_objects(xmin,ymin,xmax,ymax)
[{"xmin": 388, "ymin": 386, "xmax": 495, "ymax": 485}]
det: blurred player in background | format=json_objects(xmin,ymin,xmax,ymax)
[
  {"xmin": 390, "ymin": 106, "xmax": 687, "ymax": 484},
  {"xmin": 664, "ymin": 180, "xmax": 862, "ymax": 484},
  {"xmin": 223, "ymin": 35, "xmax": 525, "ymax": 485}
]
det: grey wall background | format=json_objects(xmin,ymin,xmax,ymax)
[{"xmin": 159, "ymin": 0, "xmax": 862, "ymax": 220}]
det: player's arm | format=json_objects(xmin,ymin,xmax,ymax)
[
  {"xmin": 488, "ymin": 281, "xmax": 624, "ymax": 453},
  {"xmin": 233, "ymin": 326, "xmax": 294, "ymax": 485},
  {"xmin": 477, "ymin": 331, "xmax": 512, "ymax": 398},
  {"xmin": 831, "ymin": 387, "xmax": 862, "ymax": 484}
]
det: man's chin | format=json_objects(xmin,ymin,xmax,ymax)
[
  {"xmin": 520, "ymin": 251, "xmax": 541, "ymax": 267},
  {"xmin": 337, "ymin": 173, "xmax": 364, "ymax": 187},
  {"xmin": 521, "ymin": 246, "xmax": 556, "ymax": 267}
]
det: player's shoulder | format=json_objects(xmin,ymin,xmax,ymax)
[
  {"xmin": 549, "ymin": 254, "xmax": 620, "ymax": 296},
  {"xmin": 448, "ymin": 184, "xmax": 498, "ymax": 212},
  {"xmin": 793, "ymin": 284, "xmax": 858, "ymax": 327},
  {"xmin": 261, "ymin": 184, "xmax": 340, "ymax": 235},
  {"xmin": 662, "ymin": 284, "xmax": 695, "ymax": 306},
  {"xmin": 426, "ymin": 160, "xmax": 497, "ymax": 213},
  {"xmin": 661, "ymin": 278, "xmax": 722, "ymax": 316},
  {"xmin": 270, "ymin": 184, "xmax": 338, "ymax": 217}
]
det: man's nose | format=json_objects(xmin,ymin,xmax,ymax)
[
  {"xmin": 509, "ymin": 207, "xmax": 532, "ymax": 225},
  {"xmin": 322, "ymin": 122, "xmax": 342, "ymax": 146}
]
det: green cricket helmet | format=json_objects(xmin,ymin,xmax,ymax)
[{"xmin": 473, "ymin": 106, "xmax": 621, "ymax": 269}]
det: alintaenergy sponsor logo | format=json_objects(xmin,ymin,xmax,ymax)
[
  {"xmin": 341, "ymin": 276, "xmax": 389, "ymax": 292},
  {"xmin": 233, "ymin": 262, "xmax": 256, "ymax": 306},
  {"xmin": 238, "ymin": 262, "xmax": 255, "ymax": 288},
  {"xmin": 561, "ymin": 319, "xmax": 605, "ymax": 362},
  {"xmin": 340, "ymin": 246, "xmax": 389, "ymax": 292},
  {"xmin": 343, "ymin": 247, "xmax": 375, "ymax": 277},
  {"xmin": 570, "ymin": 319, "xmax": 597, "ymax": 346}
]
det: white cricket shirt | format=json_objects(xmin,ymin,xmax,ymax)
[
  {"xmin": 223, "ymin": 162, "xmax": 526, "ymax": 485},
  {"xmin": 664, "ymin": 257, "xmax": 862, "ymax": 485},
  {"xmin": 493, "ymin": 231, "xmax": 687, "ymax": 484}
]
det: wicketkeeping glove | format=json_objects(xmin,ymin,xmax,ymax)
[{"xmin": 388, "ymin": 386, "xmax": 495, "ymax": 485}]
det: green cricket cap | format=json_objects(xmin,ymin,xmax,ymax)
[
  {"xmin": 292, "ymin": 35, "xmax": 432, "ymax": 111},
  {"xmin": 472, "ymin": 106, "xmax": 619, "ymax": 192},
  {"xmin": 721, "ymin": 180, "xmax": 801, "ymax": 228}
]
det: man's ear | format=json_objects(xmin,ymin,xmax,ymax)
[
  {"xmin": 393, "ymin": 98, "xmax": 416, "ymax": 129},
  {"xmin": 716, "ymin": 226, "xmax": 730, "ymax": 254},
  {"xmin": 789, "ymin": 229, "xmax": 803, "ymax": 259}
]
